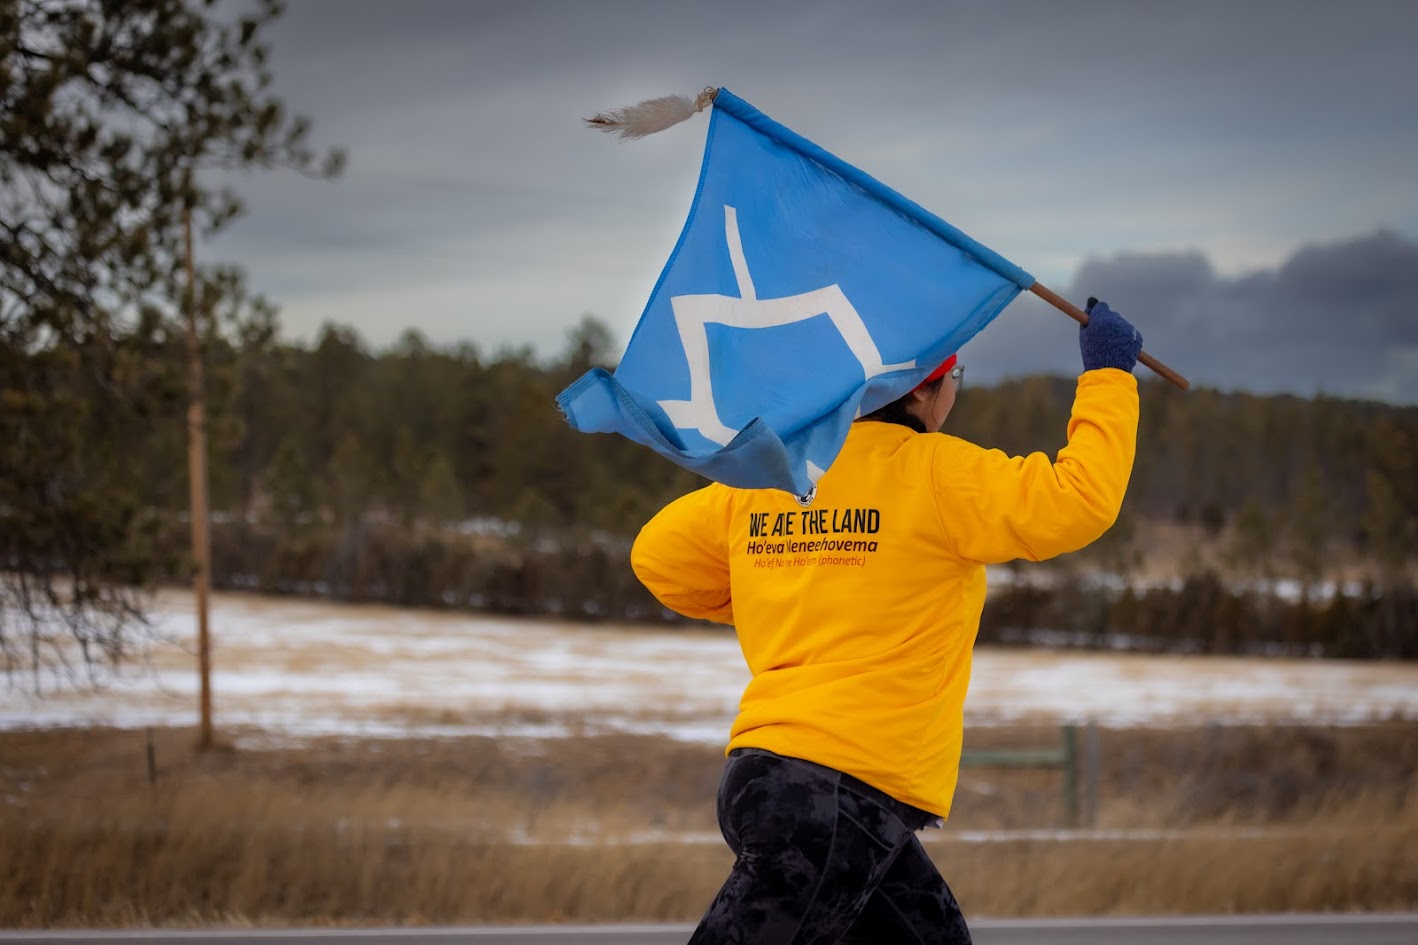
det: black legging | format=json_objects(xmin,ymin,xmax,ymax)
[{"xmin": 689, "ymin": 748, "xmax": 972, "ymax": 945}]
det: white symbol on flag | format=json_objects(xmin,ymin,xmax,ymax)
[{"xmin": 658, "ymin": 206, "xmax": 914, "ymax": 478}]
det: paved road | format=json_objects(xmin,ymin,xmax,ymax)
[{"xmin": 3, "ymin": 914, "xmax": 1416, "ymax": 944}]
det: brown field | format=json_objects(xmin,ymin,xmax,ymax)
[{"xmin": 1, "ymin": 722, "xmax": 1415, "ymax": 928}]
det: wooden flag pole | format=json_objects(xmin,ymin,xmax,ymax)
[
  {"xmin": 183, "ymin": 206, "xmax": 215, "ymax": 751},
  {"xmin": 1030, "ymin": 283, "xmax": 1189, "ymax": 390}
]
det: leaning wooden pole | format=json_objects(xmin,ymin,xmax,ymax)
[
  {"xmin": 183, "ymin": 207, "xmax": 215, "ymax": 751},
  {"xmin": 1030, "ymin": 283, "xmax": 1190, "ymax": 390}
]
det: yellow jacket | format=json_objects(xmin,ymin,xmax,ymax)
[{"xmin": 631, "ymin": 369, "xmax": 1140, "ymax": 817}]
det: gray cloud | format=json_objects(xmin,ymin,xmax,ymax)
[
  {"xmin": 962, "ymin": 230, "xmax": 1418, "ymax": 402},
  {"xmin": 201, "ymin": 0, "xmax": 1418, "ymax": 400}
]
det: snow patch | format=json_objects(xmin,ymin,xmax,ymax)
[{"xmin": 3, "ymin": 591, "xmax": 1414, "ymax": 741}]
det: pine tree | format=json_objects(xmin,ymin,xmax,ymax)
[
  {"xmin": 1363, "ymin": 470, "xmax": 1412, "ymax": 582},
  {"xmin": 1283, "ymin": 465, "xmax": 1331, "ymax": 601},
  {"xmin": 1, "ymin": 0, "xmax": 341, "ymax": 683},
  {"xmin": 1225, "ymin": 497, "xmax": 1277, "ymax": 589},
  {"xmin": 417, "ymin": 450, "xmax": 462, "ymax": 526}
]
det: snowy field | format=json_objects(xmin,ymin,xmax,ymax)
[{"xmin": 2, "ymin": 590, "xmax": 1415, "ymax": 743}]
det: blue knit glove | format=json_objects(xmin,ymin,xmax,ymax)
[{"xmin": 1079, "ymin": 298, "xmax": 1143, "ymax": 372}]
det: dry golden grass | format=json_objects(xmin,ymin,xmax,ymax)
[
  {"xmin": 1, "ymin": 723, "xmax": 1414, "ymax": 927},
  {"xmin": 932, "ymin": 826, "xmax": 1418, "ymax": 917}
]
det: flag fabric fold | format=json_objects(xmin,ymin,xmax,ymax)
[{"xmin": 557, "ymin": 88, "xmax": 1034, "ymax": 496}]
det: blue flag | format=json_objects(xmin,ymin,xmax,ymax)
[{"xmin": 556, "ymin": 89, "xmax": 1034, "ymax": 497}]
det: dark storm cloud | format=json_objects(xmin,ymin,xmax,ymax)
[
  {"xmin": 1114, "ymin": 230, "xmax": 1417, "ymax": 401},
  {"xmin": 963, "ymin": 231, "xmax": 1418, "ymax": 402}
]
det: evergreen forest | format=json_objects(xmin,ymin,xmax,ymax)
[{"xmin": 11, "ymin": 316, "xmax": 1412, "ymax": 659}]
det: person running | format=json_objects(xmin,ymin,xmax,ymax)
[{"xmin": 631, "ymin": 299, "xmax": 1144, "ymax": 944}]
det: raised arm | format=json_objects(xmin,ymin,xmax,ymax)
[
  {"xmin": 934, "ymin": 300, "xmax": 1144, "ymax": 564},
  {"xmin": 933, "ymin": 369, "xmax": 1139, "ymax": 563}
]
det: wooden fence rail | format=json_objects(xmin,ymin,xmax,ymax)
[{"xmin": 961, "ymin": 723, "xmax": 1101, "ymax": 827}]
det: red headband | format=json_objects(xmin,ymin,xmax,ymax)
[{"xmin": 918, "ymin": 353, "xmax": 958, "ymax": 387}]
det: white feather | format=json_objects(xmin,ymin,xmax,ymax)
[{"xmin": 584, "ymin": 94, "xmax": 701, "ymax": 140}]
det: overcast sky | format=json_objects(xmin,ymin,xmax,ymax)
[{"xmin": 207, "ymin": 0, "xmax": 1418, "ymax": 403}]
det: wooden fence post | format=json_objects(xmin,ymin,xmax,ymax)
[
  {"xmin": 146, "ymin": 727, "xmax": 158, "ymax": 789},
  {"xmin": 1082, "ymin": 721, "xmax": 1101, "ymax": 828}
]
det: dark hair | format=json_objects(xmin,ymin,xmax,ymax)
[{"xmin": 861, "ymin": 377, "xmax": 942, "ymax": 433}]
